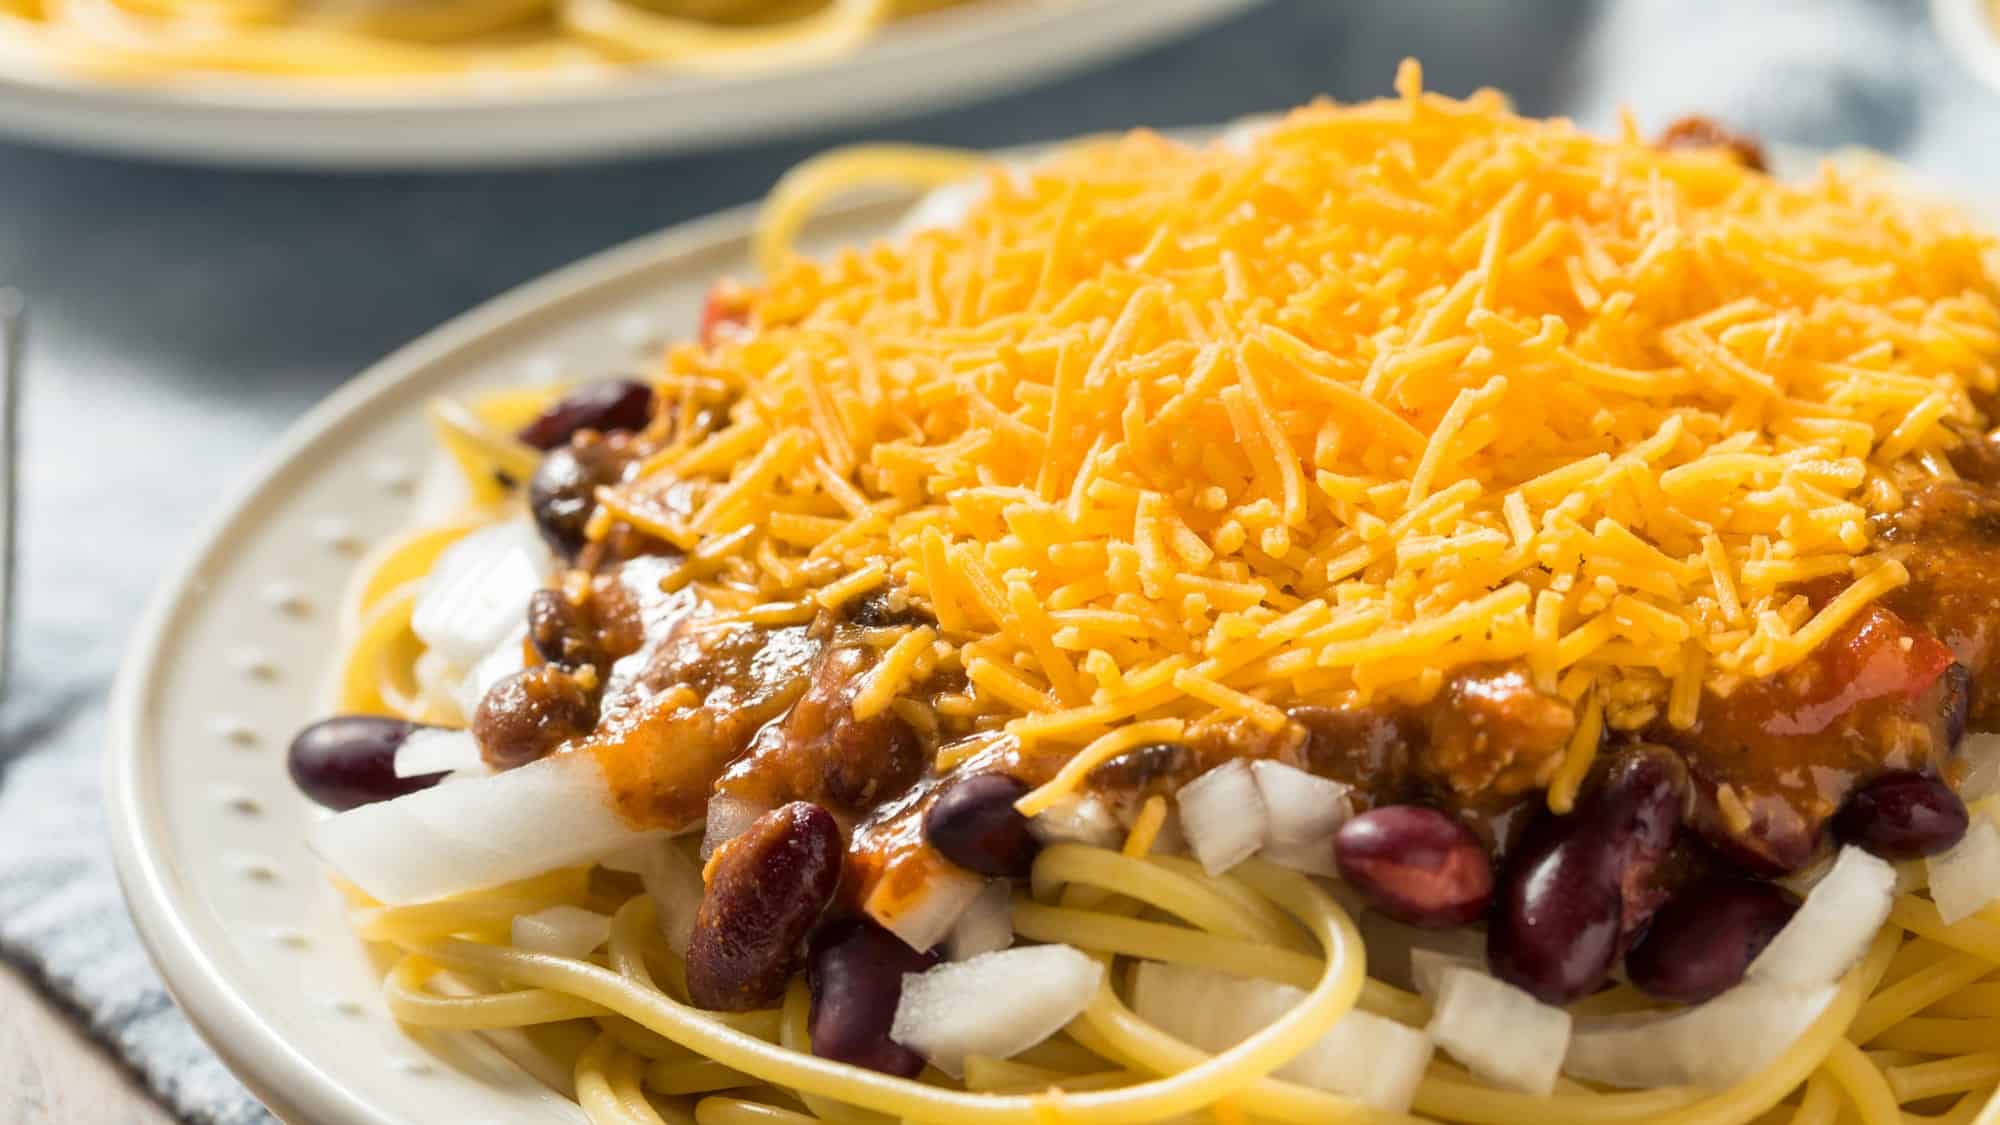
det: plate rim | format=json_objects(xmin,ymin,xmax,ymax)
[
  {"xmin": 0, "ymin": 0, "xmax": 1263, "ymax": 169},
  {"xmin": 100, "ymin": 194, "xmax": 835, "ymax": 1125}
]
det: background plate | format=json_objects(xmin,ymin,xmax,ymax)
[{"xmin": 0, "ymin": 0, "xmax": 1258, "ymax": 169}]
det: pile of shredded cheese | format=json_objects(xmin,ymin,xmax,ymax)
[{"xmin": 609, "ymin": 61, "xmax": 2000, "ymax": 759}]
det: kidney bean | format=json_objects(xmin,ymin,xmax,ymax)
[
  {"xmin": 471, "ymin": 665, "xmax": 598, "ymax": 770},
  {"xmin": 287, "ymin": 715, "xmax": 445, "ymax": 811},
  {"xmin": 1487, "ymin": 744, "xmax": 1687, "ymax": 1004},
  {"xmin": 515, "ymin": 379, "xmax": 654, "ymax": 451},
  {"xmin": 526, "ymin": 589, "xmax": 604, "ymax": 671},
  {"xmin": 1086, "ymin": 742, "xmax": 1195, "ymax": 798},
  {"xmin": 1834, "ymin": 770, "xmax": 1969, "ymax": 860},
  {"xmin": 687, "ymin": 802, "xmax": 843, "ymax": 1011},
  {"xmin": 924, "ymin": 772, "xmax": 1039, "ymax": 878},
  {"xmin": 808, "ymin": 918, "xmax": 938, "ymax": 1076},
  {"xmin": 530, "ymin": 437, "xmax": 628, "ymax": 559},
  {"xmin": 1624, "ymin": 878, "xmax": 1797, "ymax": 1004},
  {"xmin": 1333, "ymin": 805, "xmax": 1493, "ymax": 928}
]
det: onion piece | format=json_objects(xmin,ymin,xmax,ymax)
[
  {"xmin": 1251, "ymin": 760, "xmax": 1353, "ymax": 846},
  {"xmin": 511, "ymin": 905, "xmax": 613, "ymax": 958},
  {"xmin": 410, "ymin": 519, "xmax": 551, "ymax": 667},
  {"xmin": 866, "ymin": 865, "xmax": 985, "ymax": 953},
  {"xmin": 1129, "ymin": 960, "xmax": 1433, "ymax": 1112},
  {"xmin": 393, "ymin": 728, "xmax": 484, "ymax": 779},
  {"xmin": 1427, "ymin": 965, "xmax": 1570, "ymax": 1095},
  {"xmin": 1958, "ymin": 733, "xmax": 2000, "ymax": 803},
  {"xmin": 946, "ymin": 881, "xmax": 1014, "ymax": 961},
  {"xmin": 452, "ymin": 625, "xmax": 529, "ymax": 721},
  {"xmin": 894, "ymin": 179, "xmax": 990, "ymax": 239},
  {"xmin": 604, "ymin": 839, "xmax": 704, "ymax": 956},
  {"xmin": 1177, "ymin": 760, "xmax": 1268, "ymax": 876},
  {"xmin": 1565, "ymin": 982, "xmax": 1834, "ymax": 1089},
  {"xmin": 890, "ymin": 945, "xmax": 1103, "ymax": 1077},
  {"xmin": 701, "ymin": 795, "xmax": 772, "ymax": 860},
  {"xmin": 1028, "ymin": 795, "xmax": 1124, "ymax": 850},
  {"xmin": 1747, "ymin": 845, "xmax": 1894, "ymax": 989},
  {"xmin": 311, "ymin": 749, "xmax": 662, "ymax": 905},
  {"xmin": 1928, "ymin": 816, "xmax": 2000, "ymax": 924}
]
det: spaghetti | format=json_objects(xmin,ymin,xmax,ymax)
[
  {"xmin": 0, "ymin": 0, "xmax": 967, "ymax": 87},
  {"xmin": 293, "ymin": 62, "xmax": 2000, "ymax": 1125}
]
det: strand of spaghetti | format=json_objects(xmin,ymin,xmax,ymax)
[
  {"xmin": 578, "ymin": 1034, "xmax": 652, "ymax": 1125},
  {"xmin": 561, "ymin": 0, "xmax": 890, "ymax": 69},
  {"xmin": 1788, "ymin": 1073, "xmax": 1840, "ymax": 1125},
  {"xmin": 1889, "ymin": 899, "xmax": 2000, "ymax": 964},
  {"xmin": 1647, "ymin": 930, "xmax": 1899, "ymax": 1125},
  {"xmin": 419, "ymin": 854, "xmax": 1364, "ymax": 1124},
  {"xmin": 617, "ymin": 1049, "xmax": 689, "ymax": 1125},
  {"xmin": 1821, "ymin": 1039, "xmax": 1901, "ymax": 1125},
  {"xmin": 1410, "ymin": 1069, "xmax": 1702, "ymax": 1124},
  {"xmin": 1868, "ymin": 1018, "xmax": 2000, "ymax": 1055},
  {"xmin": 385, "ymin": 954, "xmax": 605, "ymax": 1028},
  {"xmin": 752, "ymin": 144, "xmax": 986, "ymax": 276},
  {"xmin": 779, "ymin": 979, "xmax": 893, "ymax": 1125},
  {"xmin": 692, "ymin": 1098, "xmax": 818, "ymax": 1125},
  {"xmin": 1027, "ymin": 845, "xmax": 1285, "ymax": 947},
  {"xmin": 1146, "ymin": 855, "xmax": 1312, "ymax": 951},
  {"xmin": 1848, "ymin": 951, "xmax": 1992, "ymax": 1043}
]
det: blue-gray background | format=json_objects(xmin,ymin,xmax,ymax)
[{"xmin": 0, "ymin": 1, "xmax": 1991, "ymax": 1120}]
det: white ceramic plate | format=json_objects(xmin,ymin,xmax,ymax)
[
  {"xmin": 0, "ymin": 0, "xmax": 1259, "ymax": 170},
  {"xmin": 1934, "ymin": 0, "xmax": 2000, "ymax": 98},
  {"xmin": 104, "ymin": 141, "xmax": 1997, "ymax": 1124}
]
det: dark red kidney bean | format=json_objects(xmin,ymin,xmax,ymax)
[
  {"xmin": 515, "ymin": 379, "xmax": 654, "ymax": 451},
  {"xmin": 1334, "ymin": 805, "xmax": 1493, "ymax": 928},
  {"xmin": 1624, "ymin": 878, "xmax": 1797, "ymax": 1004},
  {"xmin": 687, "ymin": 802, "xmax": 843, "ymax": 1011},
  {"xmin": 808, "ymin": 919, "xmax": 938, "ymax": 1077},
  {"xmin": 286, "ymin": 715, "xmax": 445, "ymax": 811},
  {"xmin": 471, "ymin": 665, "xmax": 598, "ymax": 770},
  {"xmin": 1488, "ymin": 744, "xmax": 1688, "ymax": 1004},
  {"xmin": 1834, "ymin": 770, "xmax": 1969, "ymax": 860},
  {"xmin": 528, "ymin": 434, "xmax": 626, "ymax": 558},
  {"xmin": 924, "ymin": 772, "xmax": 1040, "ymax": 878},
  {"xmin": 843, "ymin": 589, "xmax": 930, "ymax": 629}
]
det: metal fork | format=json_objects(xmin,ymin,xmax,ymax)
[{"xmin": 0, "ymin": 293, "xmax": 19, "ymax": 699}]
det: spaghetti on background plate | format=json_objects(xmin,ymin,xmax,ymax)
[
  {"xmin": 286, "ymin": 62, "xmax": 2000, "ymax": 1125},
  {"xmin": 0, "ymin": 0, "xmax": 969, "ymax": 86}
]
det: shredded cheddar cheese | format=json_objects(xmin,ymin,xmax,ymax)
[{"xmin": 613, "ymin": 60, "xmax": 2000, "ymax": 772}]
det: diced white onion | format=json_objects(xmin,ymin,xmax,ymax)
[
  {"xmin": 1129, "ymin": 960, "xmax": 1433, "ymax": 1113},
  {"xmin": 393, "ymin": 728, "xmax": 485, "ymax": 779},
  {"xmin": 311, "ymin": 750, "xmax": 663, "ymax": 905},
  {"xmin": 890, "ymin": 945, "xmax": 1103, "ymax": 1077},
  {"xmin": 1958, "ymin": 733, "xmax": 2000, "ymax": 803},
  {"xmin": 866, "ymin": 866, "xmax": 985, "ymax": 953},
  {"xmin": 1748, "ymin": 846, "xmax": 1895, "ymax": 990},
  {"xmin": 410, "ymin": 520, "xmax": 551, "ymax": 667},
  {"xmin": 946, "ymin": 881, "xmax": 1014, "ymax": 961},
  {"xmin": 1565, "ymin": 982, "xmax": 1834, "ymax": 1089},
  {"xmin": 1928, "ymin": 816, "xmax": 2000, "ymax": 924},
  {"xmin": 701, "ymin": 795, "xmax": 772, "ymax": 860},
  {"xmin": 1251, "ymin": 760, "xmax": 1353, "ymax": 847},
  {"xmin": 1028, "ymin": 795, "xmax": 1124, "ymax": 850},
  {"xmin": 1427, "ymin": 966, "xmax": 1570, "ymax": 1095},
  {"xmin": 452, "ymin": 625, "xmax": 529, "ymax": 722},
  {"xmin": 1177, "ymin": 760, "xmax": 1268, "ymax": 876},
  {"xmin": 511, "ymin": 905, "xmax": 613, "ymax": 958},
  {"xmin": 604, "ymin": 840, "xmax": 704, "ymax": 956}
]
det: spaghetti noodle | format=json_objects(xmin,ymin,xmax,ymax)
[
  {"xmin": 291, "ymin": 62, "xmax": 2000, "ymax": 1125},
  {"xmin": 0, "ymin": 0, "xmax": 967, "ymax": 87}
]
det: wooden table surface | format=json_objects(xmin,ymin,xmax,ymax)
[{"xmin": 0, "ymin": 961, "xmax": 178, "ymax": 1125}]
